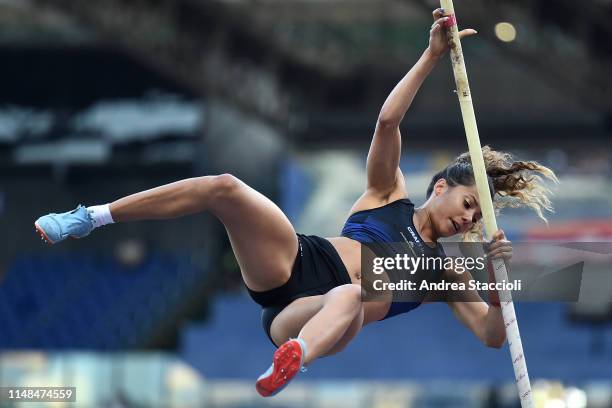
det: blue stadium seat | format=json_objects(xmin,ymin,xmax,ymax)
[{"xmin": 0, "ymin": 252, "xmax": 206, "ymax": 350}]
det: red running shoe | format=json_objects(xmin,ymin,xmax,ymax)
[{"xmin": 256, "ymin": 338, "xmax": 307, "ymax": 397}]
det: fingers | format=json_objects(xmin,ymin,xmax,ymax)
[
  {"xmin": 484, "ymin": 229, "xmax": 512, "ymax": 260},
  {"xmin": 432, "ymin": 7, "xmax": 478, "ymax": 37},
  {"xmin": 486, "ymin": 233, "xmax": 512, "ymax": 261},
  {"xmin": 487, "ymin": 247, "xmax": 513, "ymax": 261},
  {"xmin": 488, "ymin": 239, "xmax": 511, "ymax": 252},
  {"xmin": 488, "ymin": 240, "xmax": 510, "ymax": 251},
  {"xmin": 491, "ymin": 229, "xmax": 506, "ymax": 242},
  {"xmin": 488, "ymin": 238, "xmax": 510, "ymax": 253},
  {"xmin": 431, "ymin": 17, "xmax": 447, "ymax": 29}
]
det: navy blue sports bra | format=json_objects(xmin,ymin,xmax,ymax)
[{"xmin": 341, "ymin": 198, "xmax": 446, "ymax": 319}]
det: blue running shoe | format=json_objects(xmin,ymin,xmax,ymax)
[{"xmin": 35, "ymin": 205, "xmax": 94, "ymax": 244}]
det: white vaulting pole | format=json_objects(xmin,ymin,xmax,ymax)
[{"xmin": 439, "ymin": 1, "xmax": 534, "ymax": 406}]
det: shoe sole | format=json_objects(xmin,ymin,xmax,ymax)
[
  {"xmin": 256, "ymin": 340, "xmax": 304, "ymax": 397},
  {"xmin": 34, "ymin": 221, "xmax": 55, "ymax": 244}
]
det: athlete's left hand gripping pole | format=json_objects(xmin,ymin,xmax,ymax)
[{"xmin": 439, "ymin": 1, "xmax": 534, "ymax": 406}]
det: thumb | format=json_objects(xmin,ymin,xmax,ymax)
[{"xmin": 458, "ymin": 28, "xmax": 478, "ymax": 38}]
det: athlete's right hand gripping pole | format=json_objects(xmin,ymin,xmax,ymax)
[{"xmin": 439, "ymin": 1, "xmax": 534, "ymax": 406}]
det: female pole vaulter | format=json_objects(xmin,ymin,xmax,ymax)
[{"xmin": 35, "ymin": 8, "xmax": 556, "ymax": 397}]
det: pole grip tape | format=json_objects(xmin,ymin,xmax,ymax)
[{"xmin": 443, "ymin": 14, "xmax": 457, "ymax": 28}]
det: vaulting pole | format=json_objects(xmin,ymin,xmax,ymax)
[{"xmin": 439, "ymin": 1, "xmax": 534, "ymax": 406}]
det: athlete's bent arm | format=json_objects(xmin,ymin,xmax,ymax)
[
  {"xmin": 445, "ymin": 278, "xmax": 506, "ymax": 348},
  {"xmin": 445, "ymin": 230, "xmax": 511, "ymax": 348}
]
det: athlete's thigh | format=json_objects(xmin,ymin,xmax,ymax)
[
  {"xmin": 211, "ymin": 175, "xmax": 299, "ymax": 292},
  {"xmin": 269, "ymin": 296, "xmax": 324, "ymax": 346}
]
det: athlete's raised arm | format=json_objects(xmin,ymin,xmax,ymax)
[{"xmin": 363, "ymin": 9, "xmax": 477, "ymax": 203}]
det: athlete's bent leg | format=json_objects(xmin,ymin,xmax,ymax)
[
  {"xmin": 256, "ymin": 285, "xmax": 363, "ymax": 396},
  {"xmin": 269, "ymin": 292, "xmax": 364, "ymax": 357},
  {"xmin": 297, "ymin": 284, "xmax": 363, "ymax": 365},
  {"xmin": 109, "ymin": 174, "xmax": 233, "ymax": 221},
  {"xmin": 36, "ymin": 174, "xmax": 298, "ymax": 292},
  {"xmin": 269, "ymin": 285, "xmax": 364, "ymax": 361}
]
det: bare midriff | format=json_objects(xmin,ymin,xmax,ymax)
[{"xmin": 326, "ymin": 236, "xmax": 391, "ymax": 324}]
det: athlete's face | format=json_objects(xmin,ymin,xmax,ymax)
[{"xmin": 431, "ymin": 180, "xmax": 482, "ymax": 237}]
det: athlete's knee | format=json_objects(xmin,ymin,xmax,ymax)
[
  {"xmin": 327, "ymin": 284, "xmax": 362, "ymax": 312},
  {"xmin": 210, "ymin": 173, "xmax": 242, "ymax": 200}
]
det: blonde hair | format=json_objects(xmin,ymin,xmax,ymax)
[{"xmin": 427, "ymin": 146, "xmax": 559, "ymax": 240}]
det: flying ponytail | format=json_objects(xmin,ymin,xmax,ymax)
[{"xmin": 426, "ymin": 146, "xmax": 558, "ymax": 240}]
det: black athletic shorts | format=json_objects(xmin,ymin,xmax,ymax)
[{"xmin": 246, "ymin": 234, "xmax": 352, "ymax": 346}]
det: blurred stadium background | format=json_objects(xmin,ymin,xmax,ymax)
[{"xmin": 0, "ymin": 0, "xmax": 611, "ymax": 406}]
